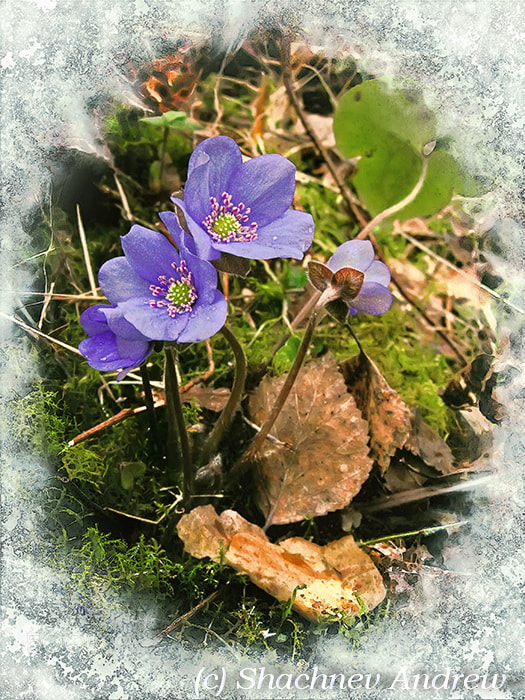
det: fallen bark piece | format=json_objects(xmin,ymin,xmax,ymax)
[
  {"xmin": 177, "ymin": 506, "xmax": 385, "ymax": 622},
  {"xmin": 249, "ymin": 354, "xmax": 373, "ymax": 524}
]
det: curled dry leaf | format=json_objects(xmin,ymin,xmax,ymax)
[
  {"xmin": 249, "ymin": 354, "xmax": 372, "ymax": 525},
  {"xmin": 177, "ymin": 505, "xmax": 385, "ymax": 622},
  {"xmin": 341, "ymin": 351, "xmax": 412, "ymax": 474},
  {"xmin": 341, "ymin": 352, "xmax": 455, "ymax": 475}
]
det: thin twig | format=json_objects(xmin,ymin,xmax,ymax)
[
  {"xmin": 241, "ymin": 415, "xmax": 290, "ymax": 448},
  {"xmin": 76, "ymin": 205, "xmax": 97, "ymax": 296},
  {"xmin": 38, "ymin": 281, "xmax": 55, "ymax": 329},
  {"xmin": 105, "ymin": 495, "xmax": 182, "ymax": 525},
  {"xmin": 113, "ymin": 171, "xmax": 134, "ymax": 221},
  {"xmin": 280, "ymin": 35, "xmax": 366, "ymax": 227},
  {"xmin": 358, "ymin": 520, "xmax": 469, "ymax": 546},
  {"xmin": 67, "ymin": 400, "xmax": 165, "ymax": 447},
  {"xmin": 156, "ymin": 591, "xmax": 220, "ymax": 638},
  {"xmin": 1, "ymin": 312, "xmax": 82, "ymax": 355}
]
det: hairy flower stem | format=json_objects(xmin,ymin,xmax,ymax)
[
  {"xmin": 165, "ymin": 344, "xmax": 193, "ymax": 508},
  {"xmin": 140, "ymin": 362, "xmax": 159, "ymax": 449},
  {"xmin": 198, "ymin": 325, "xmax": 247, "ymax": 468},
  {"xmin": 242, "ymin": 309, "xmax": 320, "ymax": 463}
]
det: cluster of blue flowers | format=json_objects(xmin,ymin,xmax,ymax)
[{"xmin": 79, "ymin": 136, "xmax": 392, "ymax": 378}]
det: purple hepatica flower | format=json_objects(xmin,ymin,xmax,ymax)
[
  {"xmin": 308, "ymin": 239, "xmax": 393, "ymax": 316},
  {"xmin": 166, "ymin": 135, "xmax": 314, "ymax": 261},
  {"xmin": 98, "ymin": 222, "xmax": 227, "ymax": 342},
  {"xmin": 79, "ymin": 304, "xmax": 153, "ymax": 380}
]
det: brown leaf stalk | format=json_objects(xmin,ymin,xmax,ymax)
[{"xmin": 240, "ymin": 308, "xmax": 319, "ymax": 464}]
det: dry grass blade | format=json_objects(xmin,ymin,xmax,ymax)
[{"xmin": 76, "ymin": 205, "xmax": 97, "ymax": 296}]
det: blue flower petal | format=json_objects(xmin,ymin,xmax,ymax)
[
  {"xmin": 158, "ymin": 210, "xmax": 199, "ymax": 256},
  {"xmin": 79, "ymin": 332, "xmax": 123, "ymax": 369},
  {"xmin": 184, "ymin": 250, "xmax": 219, "ymax": 305},
  {"xmin": 79, "ymin": 332, "xmax": 150, "ymax": 374},
  {"xmin": 177, "ymin": 290, "xmax": 228, "ymax": 343},
  {"xmin": 103, "ymin": 305, "xmax": 150, "ymax": 341},
  {"xmin": 121, "ymin": 225, "xmax": 181, "ymax": 284},
  {"xmin": 327, "ymin": 240, "xmax": 375, "ymax": 273},
  {"xmin": 80, "ymin": 304, "xmax": 111, "ymax": 335},
  {"xmin": 185, "ymin": 136, "xmax": 243, "ymax": 225},
  {"xmin": 226, "ymin": 154, "xmax": 296, "ymax": 229},
  {"xmin": 212, "ymin": 210, "xmax": 314, "ymax": 260},
  {"xmin": 98, "ymin": 257, "xmax": 152, "ymax": 305},
  {"xmin": 364, "ymin": 260, "xmax": 391, "ymax": 287},
  {"xmin": 350, "ymin": 282, "xmax": 393, "ymax": 315},
  {"xmin": 170, "ymin": 198, "xmax": 221, "ymax": 261},
  {"xmin": 119, "ymin": 297, "xmax": 190, "ymax": 341}
]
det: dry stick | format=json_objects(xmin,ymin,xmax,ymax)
[
  {"xmin": 76, "ymin": 205, "xmax": 97, "ymax": 296},
  {"xmin": 198, "ymin": 325, "xmax": 247, "ymax": 468},
  {"xmin": 280, "ymin": 36, "xmax": 366, "ymax": 227},
  {"xmin": 38, "ymin": 280, "xmax": 55, "ymax": 329},
  {"xmin": 67, "ymin": 401, "xmax": 165, "ymax": 447},
  {"xmin": 155, "ymin": 590, "xmax": 220, "ymax": 639},
  {"xmin": 359, "ymin": 474, "xmax": 494, "ymax": 514},
  {"xmin": 113, "ymin": 171, "xmax": 134, "ymax": 222},
  {"xmin": 67, "ymin": 342, "xmax": 215, "ymax": 447},
  {"xmin": 165, "ymin": 345, "xmax": 193, "ymax": 508}
]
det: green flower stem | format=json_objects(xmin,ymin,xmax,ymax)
[
  {"xmin": 140, "ymin": 362, "xmax": 158, "ymax": 447},
  {"xmin": 242, "ymin": 308, "xmax": 320, "ymax": 463},
  {"xmin": 165, "ymin": 344, "xmax": 193, "ymax": 508},
  {"xmin": 199, "ymin": 325, "xmax": 247, "ymax": 468}
]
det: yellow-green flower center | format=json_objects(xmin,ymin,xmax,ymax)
[
  {"xmin": 212, "ymin": 213, "xmax": 241, "ymax": 241},
  {"xmin": 166, "ymin": 281, "xmax": 193, "ymax": 306}
]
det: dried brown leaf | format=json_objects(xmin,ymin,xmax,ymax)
[
  {"xmin": 341, "ymin": 352, "xmax": 412, "ymax": 473},
  {"xmin": 249, "ymin": 354, "xmax": 372, "ymax": 524},
  {"xmin": 183, "ymin": 384, "xmax": 231, "ymax": 412},
  {"xmin": 177, "ymin": 505, "xmax": 385, "ymax": 622},
  {"xmin": 342, "ymin": 352, "xmax": 455, "ymax": 475},
  {"xmin": 405, "ymin": 410, "xmax": 454, "ymax": 474}
]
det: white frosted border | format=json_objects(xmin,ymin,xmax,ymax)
[{"xmin": 1, "ymin": 1, "xmax": 523, "ymax": 698}]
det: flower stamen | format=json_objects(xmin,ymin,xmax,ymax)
[
  {"xmin": 148, "ymin": 259, "xmax": 198, "ymax": 318},
  {"xmin": 202, "ymin": 192, "xmax": 258, "ymax": 243}
]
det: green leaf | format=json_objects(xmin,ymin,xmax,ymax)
[
  {"xmin": 272, "ymin": 334, "xmax": 301, "ymax": 374},
  {"xmin": 334, "ymin": 79, "xmax": 436, "ymax": 156},
  {"xmin": 140, "ymin": 110, "xmax": 201, "ymax": 131},
  {"xmin": 334, "ymin": 79, "xmax": 477, "ymax": 217},
  {"xmin": 120, "ymin": 461, "xmax": 146, "ymax": 490}
]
